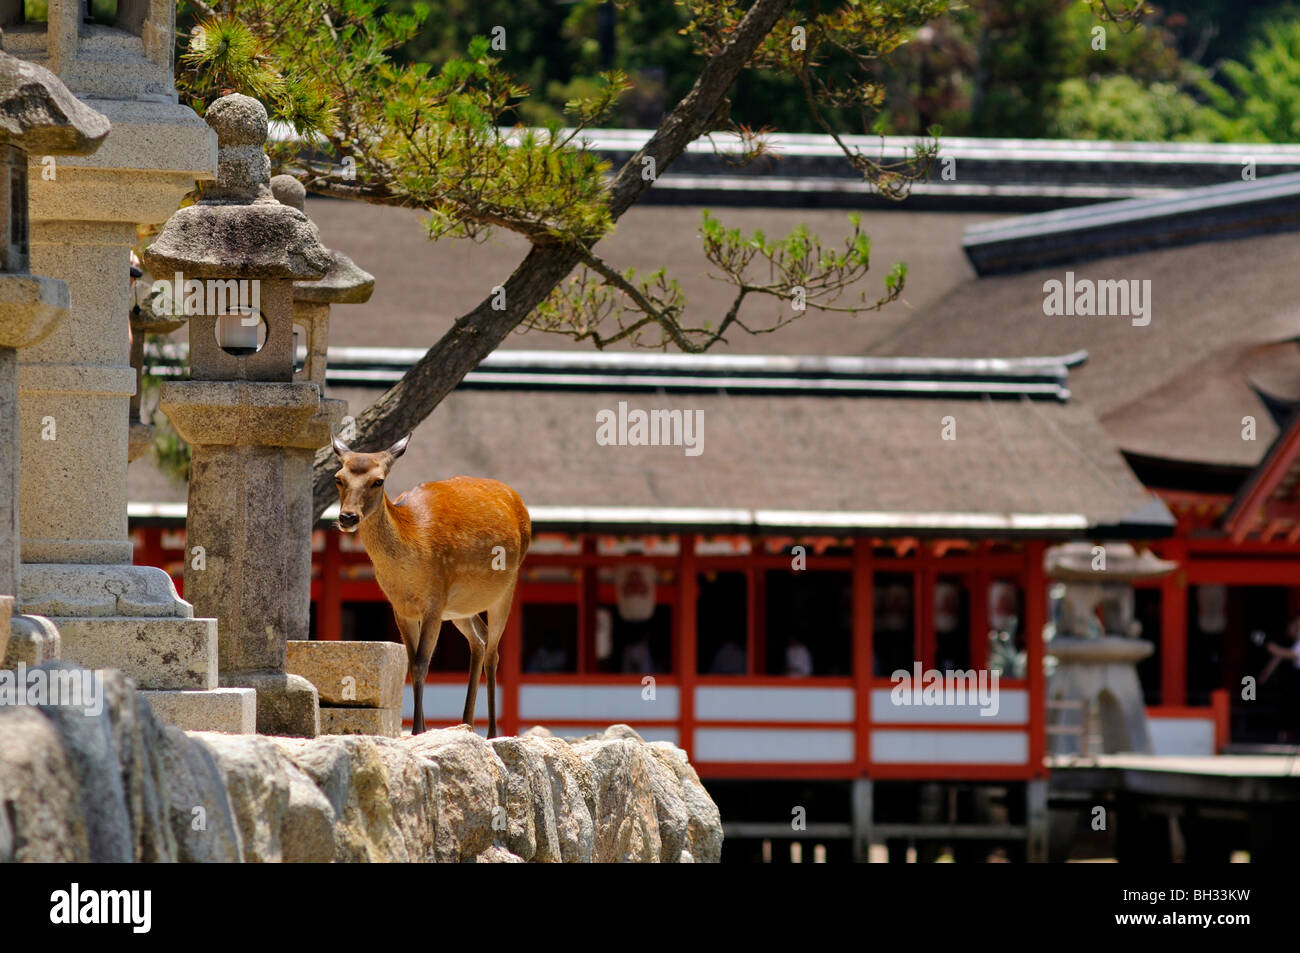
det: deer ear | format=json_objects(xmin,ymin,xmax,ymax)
[
  {"xmin": 385, "ymin": 434, "xmax": 411, "ymax": 461},
  {"xmin": 331, "ymin": 433, "xmax": 351, "ymax": 458}
]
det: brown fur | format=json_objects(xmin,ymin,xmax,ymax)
[{"xmin": 332, "ymin": 434, "xmax": 530, "ymax": 736}]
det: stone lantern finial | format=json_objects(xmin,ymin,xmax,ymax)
[
  {"xmin": 204, "ymin": 93, "xmax": 273, "ymax": 204},
  {"xmin": 144, "ymin": 94, "xmax": 329, "ymax": 285},
  {"xmin": 270, "ymin": 174, "xmax": 306, "ymax": 212}
]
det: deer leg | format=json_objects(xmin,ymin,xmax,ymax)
[
  {"xmin": 394, "ymin": 615, "xmax": 424, "ymax": 735},
  {"xmin": 482, "ymin": 583, "xmax": 516, "ymax": 738},
  {"xmin": 410, "ymin": 610, "xmax": 445, "ymax": 735},
  {"xmin": 485, "ymin": 648, "xmax": 500, "ymax": 739},
  {"xmin": 452, "ymin": 615, "xmax": 488, "ymax": 732}
]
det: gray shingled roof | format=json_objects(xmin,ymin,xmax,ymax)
[
  {"xmin": 130, "ymin": 382, "xmax": 1163, "ymax": 536},
  {"xmin": 871, "ymin": 229, "xmax": 1300, "ymax": 468}
]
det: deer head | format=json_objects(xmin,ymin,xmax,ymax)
[{"xmin": 331, "ymin": 433, "xmax": 411, "ymax": 532}]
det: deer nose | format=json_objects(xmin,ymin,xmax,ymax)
[{"xmin": 338, "ymin": 511, "xmax": 359, "ymax": 529}]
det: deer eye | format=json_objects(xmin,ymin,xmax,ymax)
[{"xmin": 372, "ymin": 479, "xmax": 384, "ymax": 488}]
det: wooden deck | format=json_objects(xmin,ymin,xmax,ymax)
[{"xmin": 1048, "ymin": 753, "xmax": 1300, "ymax": 861}]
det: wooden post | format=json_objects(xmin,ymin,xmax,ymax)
[
  {"xmin": 679, "ymin": 533, "xmax": 698, "ymax": 758},
  {"xmin": 1159, "ymin": 539, "xmax": 1188, "ymax": 706},
  {"xmin": 852, "ymin": 538, "xmax": 873, "ymax": 774},
  {"xmin": 969, "ymin": 570, "xmax": 989, "ymax": 670},
  {"xmin": 319, "ymin": 527, "xmax": 343, "ymax": 641},
  {"xmin": 1025, "ymin": 541, "xmax": 1047, "ymax": 776},
  {"xmin": 578, "ymin": 535, "xmax": 597, "ymax": 672}
]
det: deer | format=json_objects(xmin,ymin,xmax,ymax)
[{"xmin": 331, "ymin": 433, "xmax": 531, "ymax": 737}]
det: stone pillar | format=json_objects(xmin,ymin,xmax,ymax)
[
  {"xmin": 9, "ymin": 0, "xmax": 254, "ymax": 731},
  {"xmin": 148, "ymin": 95, "xmax": 333, "ymax": 737},
  {"xmin": 1045, "ymin": 542, "xmax": 1177, "ymax": 755},
  {"xmin": 269, "ymin": 174, "xmax": 374, "ymax": 644},
  {"xmin": 0, "ymin": 49, "xmax": 109, "ymax": 669}
]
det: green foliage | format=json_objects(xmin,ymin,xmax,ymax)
[
  {"xmin": 529, "ymin": 211, "xmax": 908, "ymax": 351},
  {"xmin": 179, "ymin": 0, "xmax": 945, "ymax": 354},
  {"xmin": 1049, "ymin": 75, "xmax": 1215, "ymax": 140},
  {"xmin": 1197, "ymin": 17, "xmax": 1300, "ymax": 142}
]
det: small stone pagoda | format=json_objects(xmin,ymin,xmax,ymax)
[
  {"xmin": 1045, "ymin": 542, "xmax": 1177, "ymax": 754},
  {"xmin": 147, "ymin": 94, "xmax": 332, "ymax": 737},
  {"xmin": 0, "ymin": 48, "xmax": 108, "ymax": 668}
]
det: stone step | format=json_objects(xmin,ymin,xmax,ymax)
[
  {"xmin": 141, "ymin": 687, "xmax": 257, "ymax": 734},
  {"xmin": 320, "ymin": 705, "xmax": 401, "ymax": 738},
  {"xmin": 286, "ymin": 639, "xmax": 405, "ymax": 709},
  {"xmin": 53, "ymin": 615, "xmax": 216, "ymax": 689}
]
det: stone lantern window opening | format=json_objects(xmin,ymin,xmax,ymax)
[
  {"xmin": 0, "ymin": 143, "xmax": 29, "ymax": 272},
  {"xmin": 0, "ymin": 0, "xmax": 143, "ymax": 34},
  {"xmin": 214, "ymin": 310, "xmax": 267, "ymax": 357},
  {"xmin": 2, "ymin": 0, "xmax": 171, "ymax": 103},
  {"xmin": 0, "ymin": 1, "xmax": 47, "ymax": 26},
  {"xmin": 292, "ymin": 322, "xmax": 307, "ymax": 376}
]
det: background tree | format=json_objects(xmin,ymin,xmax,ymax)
[{"xmin": 174, "ymin": 0, "xmax": 948, "ymax": 516}]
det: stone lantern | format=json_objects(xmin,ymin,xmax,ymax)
[
  {"xmin": 0, "ymin": 49, "xmax": 107, "ymax": 667},
  {"xmin": 147, "ymin": 94, "xmax": 332, "ymax": 737},
  {"xmin": 1045, "ymin": 542, "xmax": 1177, "ymax": 755},
  {"xmin": 270, "ymin": 173, "xmax": 374, "ymax": 644},
  {"xmin": 6, "ymin": 0, "xmax": 250, "ymax": 731}
]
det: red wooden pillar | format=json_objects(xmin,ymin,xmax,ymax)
[
  {"xmin": 501, "ymin": 585, "xmax": 523, "ymax": 736},
  {"xmin": 852, "ymin": 538, "xmax": 873, "ymax": 774},
  {"xmin": 969, "ymin": 570, "xmax": 990, "ymax": 670},
  {"xmin": 1159, "ymin": 538, "xmax": 1188, "ymax": 706},
  {"xmin": 1025, "ymin": 540, "xmax": 1047, "ymax": 776},
  {"xmin": 319, "ymin": 528, "xmax": 343, "ymax": 641},
  {"xmin": 578, "ymin": 536, "xmax": 598, "ymax": 673},
  {"xmin": 917, "ymin": 566, "xmax": 935, "ymax": 667},
  {"xmin": 1211, "ymin": 687, "xmax": 1230, "ymax": 752},
  {"xmin": 679, "ymin": 533, "xmax": 698, "ymax": 759}
]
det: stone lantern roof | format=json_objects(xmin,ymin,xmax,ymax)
[
  {"xmin": 144, "ymin": 95, "xmax": 330, "ymax": 280},
  {"xmin": 0, "ymin": 50, "xmax": 109, "ymax": 155},
  {"xmin": 270, "ymin": 175, "xmax": 374, "ymax": 304}
]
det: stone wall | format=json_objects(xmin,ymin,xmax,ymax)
[{"xmin": 0, "ymin": 662, "xmax": 722, "ymax": 863}]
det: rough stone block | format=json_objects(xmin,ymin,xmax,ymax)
[
  {"xmin": 2, "ymin": 613, "xmax": 60, "ymax": 669},
  {"xmin": 141, "ymin": 688, "xmax": 257, "ymax": 735},
  {"xmin": 223, "ymin": 671, "xmax": 320, "ymax": 738},
  {"xmin": 54, "ymin": 616, "xmax": 217, "ymax": 690},
  {"xmin": 320, "ymin": 706, "xmax": 401, "ymax": 738},
  {"xmin": 287, "ymin": 640, "xmax": 406, "ymax": 709}
]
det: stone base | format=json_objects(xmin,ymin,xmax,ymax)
[
  {"xmin": 2, "ymin": 613, "xmax": 60, "ymax": 669},
  {"xmin": 222, "ymin": 671, "xmax": 320, "ymax": 738},
  {"xmin": 1048, "ymin": 636, "xmax": 1155, "ymax": 755},
  {"xmin": 286, "ymin": 639, "xmax": 406, "ymax": 708},
  {"xmin": 142, "ymin": 688, "xmax": 257, "ymax": 734},
  {"xmin": 51, "ymin": 615, "xmax": 217, "ymax": 690},
  {"xmin": 321, "ymin": 706, "xmax": 401, "ymax": 738}
]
